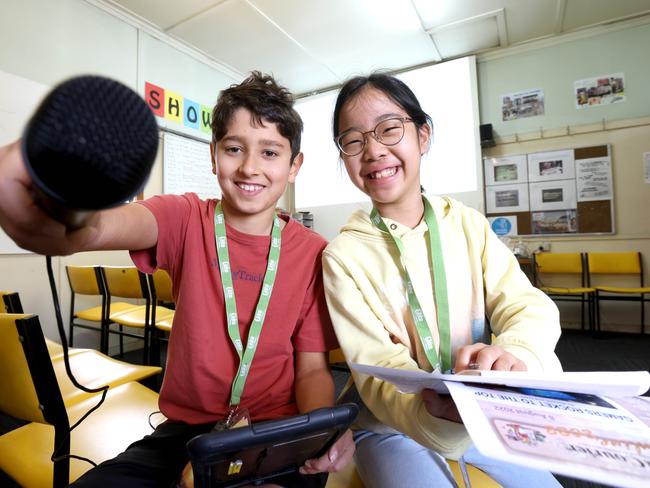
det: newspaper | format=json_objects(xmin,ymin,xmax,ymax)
[
  {"xmin": 349, "ymin": 363, "xmax": 650, "ymax": 487},
  {"xmin": 446, "ymin": 382, "xmax": 650, "ymax": 488},
  {"xmin": 349, "ymin": 363, "xmax": 650, "ymax": 398}
]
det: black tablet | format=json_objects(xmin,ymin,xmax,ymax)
[{"xmin": 187, "ymin": 403, "xmax": 359, "ymax": 488}]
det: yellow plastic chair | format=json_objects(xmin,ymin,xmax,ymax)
[
  {"xmin": 0, "ymin": 290, "xmax": 24, "ymax": 313},
  {"xmin": 101, "ymin": 266, "xmax": 174, "ymax": 364},
  {"xmin": 149, "ymin": 269, "xmax": 175, "ymax": 365},
  {"xmin": 66, "ymin": 265, "xmax": 139, "ymax": 354},
  {"xmin": 0, "ymin": 313, "xmax": 163, "ymax": 487},
  {"xmin": 586, "ymin": 252, "xmax": 650, "ymax": 333},
  {"xmin": 533, "ymin": 252, "xmax": 595, "ymax": 331}
]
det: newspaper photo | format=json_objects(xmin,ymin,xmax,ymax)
[{"xmin": 446, "ymin": 381, "xmax": 650, "ymax": 488}]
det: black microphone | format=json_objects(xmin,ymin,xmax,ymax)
[{"xmin": 21, "ymin": 75, "xmax": 159, "ymax": 229}]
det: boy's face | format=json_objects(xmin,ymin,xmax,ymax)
[{"xmin": 211, "ymin": 107, "xmax": 302, "ymax": 223}]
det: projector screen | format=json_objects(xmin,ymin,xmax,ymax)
[{"xmin": 294, "ymin": 56, "xmax": 482, "ymax": 240}]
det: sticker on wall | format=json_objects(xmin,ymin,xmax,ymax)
[
  {"xmin": 501, "ymin": 88, "xmax": 544, "ymax": 121},
  {"xmin": 574, "ymin": 73, "xmax": 625, "ymax": 109},
  {"xmin": 488, "ymin": 216, "xmax": 518, "ymax": 237}
]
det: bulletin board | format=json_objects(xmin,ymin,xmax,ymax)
[
  {"xmin": 484, "ymin": 145, "xmax": 614, "ymax": 236},
  {"xmin": 162, "ymin": 130, "xmax": 220, "ymax": 199}
]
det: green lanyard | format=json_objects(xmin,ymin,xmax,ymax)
[
  {"xmin": 214, "ymin": 202, "xmax": 281, "ymax": 407},
  {"xmin": 370, "ymin": 197, "xmax": 451, "ymax": 372}
]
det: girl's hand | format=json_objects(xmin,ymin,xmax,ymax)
[
  {"xmin": 454, "ymin": 343, "xmax": 527, "ymax": 372},
  {"xmin": 421, "ymin": 389, "xmax": 462, "ymax": 423},
  {"xmin": 299, "ymin": 429, "xmax": 355, "ymax": 475}
]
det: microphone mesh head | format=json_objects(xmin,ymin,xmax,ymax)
[{"xmin": 23, "ymin": 75, "xmax": 159, "ymax": 209}]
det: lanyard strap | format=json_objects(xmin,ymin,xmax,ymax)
[
  {"xmin": 370, "ymin": 197, "xmax": 451, "ymax": 372},
  {"xmin": 214, "ymin": 202, "xmax": 282, "ymax": 406}
]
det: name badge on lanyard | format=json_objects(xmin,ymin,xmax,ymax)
[
  {"xmin": 370, "ymin": 197, "xmax": 451, "ymax": 372},
  {"xmin": 214, "ymin": 202, "xmax": 282, "ymax": 411}
]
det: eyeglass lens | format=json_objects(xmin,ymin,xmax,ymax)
[{"xmin": 338, "ymin": 118, "xmax": 406, "ymax": 156}]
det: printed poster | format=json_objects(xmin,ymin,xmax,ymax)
[
  {"xmin": 575, "ymin": 157, "xmax": 613, "ymax": 202},
  {"xmin": 575, "ymin": 73, "xmax": 625, "ymax": 109},
  {"xmin": 502, "ymin": 88, "xmax": 545, "ymax": 121}
]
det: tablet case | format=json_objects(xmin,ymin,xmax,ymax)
[{"xmin": 187, "ymin": 403, "xmax": 359, "ymax": 488}]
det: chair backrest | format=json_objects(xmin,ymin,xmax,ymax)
[
  {"xmin": 535, "ymin": 252, "xmax": 584, "ymax": 274},
  {"xmin": 0, "ymin": 291, "xmax": 24, "ymax": 313},
  {"xmin": 0, "ymin": 313, "xmax": 68, "ymax": 425},
  {"xmin": 66, "ymin": 265, "xmax": 103, "ymax": 296},
  {"xmin": 151, "ymin": 269, "xmax": 174, "ymax": 304},
  {"xmin": 586, "ymin": 252, "xmax": 643, "ymax": 286},
  {"xmin": 534, "ymin": 252, "xmax": 587, "ymax": 287},
  {"xmin": 0, "ymin": 313, "xmax": 72, "ymax": 487},
  {"xmin": 100, "ymin": 266, "xmax": 149, "ymax": 300}
]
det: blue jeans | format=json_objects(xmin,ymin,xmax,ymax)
[{"xmin": 353, "ymin": 430, "xmax": 562, "ymax": 488}]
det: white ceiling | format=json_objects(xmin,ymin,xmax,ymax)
[{"xmin": 99, "ymin": 0, "xmax": 650, "ymax": 95}]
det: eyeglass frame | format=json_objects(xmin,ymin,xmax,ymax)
[{"xmin": 334, "ymin": 117, "xmax": 414, "ymax": 156}]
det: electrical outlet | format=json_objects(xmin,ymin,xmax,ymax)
[{"xmin": 537, "ymin": 242, "xmax": 551, "ymax": 252}]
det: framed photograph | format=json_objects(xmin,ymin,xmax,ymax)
[
  {"xmin": 529, "ymin": 180, "xmax": 577, "ymax": 212},
  {"xmin": 527, "ymin": 150, "xmax": 575, "ymax": 182},
  {"xmin": 486, "ymin": 183, "xmax": 529, "ymax": 214},
  {"xmin": 575, "ymin": 73, "xmax": 625, "ymax": 109},
  {"xmin": 501, "ymin": 88, "xmax": 545, "ymax": 121},
  {"xmin": 575, "ymin": 157, "xmax": 613, "ymax": 202},
  {"xmin": 484, "ymin": 155, "xmax": 528, "ymax": 186},
  {"xmin": 532, "ymin": 210, "xmax": 577, "ymax": 235}
]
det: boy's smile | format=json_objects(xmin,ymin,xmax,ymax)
[{"xmin": 211, "ymin": 107, "xmax": 302, "ymax": 234}]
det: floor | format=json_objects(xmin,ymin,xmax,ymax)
[{"xmin": 2, "ymin": 329, "xmax": 649, "ymax": 487}]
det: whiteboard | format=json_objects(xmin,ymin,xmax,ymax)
[
  {"xmin": 0, "ymin": 70, "xmax": 50, "ymax": 254},
  {"xmin": 162, "ymin": 131, "xmax": 221, "ymax": 199}
]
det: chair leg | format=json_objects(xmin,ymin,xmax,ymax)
[
  {"xmin": 52, "ymin": 426, "xmax": 70, "ymax": 488},
  {"xmin": 143, "ymin": 325, "xmax": 150, "ymax": 365},
  {"xmin": 641, "ymin": 294, "xmax": 645, "ymax": 335},
  {"xmin": 594, "ymin": 292, "xmax": 601, "ymax": 335},
  {"xmin": 119, "ymin": 324, "xmax": 124, "ymax": 357},
  {"xmin": 68, "ymin": 322, "xmax": 75, "ymax": 347},
  {"xmin": 580, "ymin": 296, "xmax": 585, "ymax": 331}
]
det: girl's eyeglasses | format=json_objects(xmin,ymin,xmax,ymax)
[{"xmin": 335, "ymin": 117, "xmax": 413, "ymax": 156}]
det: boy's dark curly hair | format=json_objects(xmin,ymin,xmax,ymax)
[{"xmin": 211, "ymin": 71, "xmax": 303, "ymax": 162}]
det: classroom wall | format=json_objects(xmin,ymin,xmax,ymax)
[
  {"xmin": 0, "ymin": 0, "xmax": 243, "ymax": 350},
  {"xmin": 477, "ymin": 20, "xmax": 650, "ymax": 138},
  {"xmin": 477, "ymin": 20, "xmax": 650, "ymax": 331}
]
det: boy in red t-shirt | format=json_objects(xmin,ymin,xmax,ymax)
[{"xmin": 0, "ymin": 72, "xmax": 353, "ymax": 487}]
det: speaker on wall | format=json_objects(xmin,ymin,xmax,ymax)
[{"xmin": 479, "ymin": 123, "xmax": 495, "ymax": 148}]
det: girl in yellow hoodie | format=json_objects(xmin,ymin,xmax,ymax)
[{"xmin": 322, "ymin": 73, "xmax": 562, "ymax": 487}]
